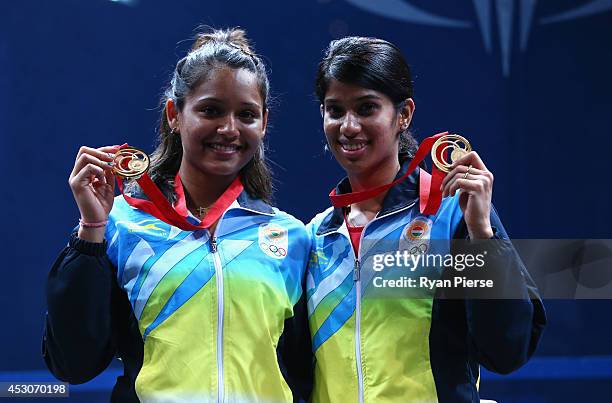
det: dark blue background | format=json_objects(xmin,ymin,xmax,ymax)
[{"xmin": 1, "ymin": 1, "xmax": 611, "ymax": 401}]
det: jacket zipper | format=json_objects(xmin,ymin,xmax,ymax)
[
  {"xmin": 210, "ymin": 236, "xmax": 224, "ymax": 402},
  {"xmin": 203, "ymin": 205, "xmax": 271, "ymax": 402},
  {"xmin": 354, "ymin": 256, "xmax": 364, "ymax": 403},
  {"xmin": 352, "ymin": 200, "xmax": 416, "ymax": 403},
  {"xmin": 353, "ymin": 217, "xmax": 371, "ymax": 403}
]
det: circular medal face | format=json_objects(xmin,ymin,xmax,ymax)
[
  {"xmin": 431, "ymin": 134, "xmax": 472, "ymax": 173},
  {"xmin": 450, "ymin": 147, "xmax": 468, "ymax": 162},
  {"xmin": 112, "ymin": 147, "xmax": 150, "ymax": 179}
]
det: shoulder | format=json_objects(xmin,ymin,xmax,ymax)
[
  {"xmin": 108, "ymin": 196, "xmax": 139, "ymax": 224},
  {"xmin": 270, "ymin": 207, "xmax": 305, "ymax": 226},
  {"xmin": 306, "ymin": 206, "xmax": 335, "ymax": 234},
  {"xmin": 269, "ymin": 208, "xmax": 310, "ymax": 243}
]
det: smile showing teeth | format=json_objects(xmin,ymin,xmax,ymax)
[
  {"xmin": 341, "ymin": 142, "xmax": 366, "ymax": 151},
  {"xmin": 208, "ymin": 143, "xmax": 240, "ymax": 152}
]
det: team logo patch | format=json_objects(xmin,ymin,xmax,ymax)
[
  {"xmin": 405, "ymin": 219, "xmax": 430, "ymax": 240},
  {"xmin": 117, "ymin": 220, "xmax": 167, "ymax": 236},
  {"xmin": 258, "ymin": 223, "xmax": 288, "ymax": 259},
  {"xmin": 400, "ymin": 216, "xmax": 433, "ymax": 255},
  {"xmin": 308, "ymin": 250, "xmax": 329, "ymax": 268}
]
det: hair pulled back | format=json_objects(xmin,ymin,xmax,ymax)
[
  {"xmin": 315, "ymin": 36, "xmax": 418, "ymax": 159},
  {"xmin": 147, "ymin": 27, "xmax": 272, "ymax": 203}
]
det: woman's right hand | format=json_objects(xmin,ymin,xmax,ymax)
[{"xmin": 69, "ymin": 146, "xmax": 119, "ymax": 241}]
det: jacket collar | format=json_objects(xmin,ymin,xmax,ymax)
[
  {"xmin": 316, "ymin": 159, "xmax": 420, "ymax": 236},
  {"xmin": 128, "ymin": 184, "xmax": 275, "ymax": 216},
  {"xmin": 235, "ymin": 190, "xmax": 276, "ymax": 215}
]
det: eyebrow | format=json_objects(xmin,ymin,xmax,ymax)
[
  {"xmin": 195, "ymin": 97, "xmax": 261, "ymax": 108},
  {"xmin": 325, "ymin": 94, "xmax": 382, "ymax": 103}
]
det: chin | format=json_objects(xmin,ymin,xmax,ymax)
[
  {"xmin": 337, "ymin": 158, "xmax": 369, "ymax": 175},
  {"xmin": 199, "ymin": 163, "xmax": 243, "ymax": 178}
]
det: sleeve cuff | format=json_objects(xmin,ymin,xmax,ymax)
[
  {"xmin": 69, "ymin": 232, "xmax": 107, "ymax": 256},
  {"xmin": 466, "ymin": 226, "xmax": 502, "ymax": 241}
]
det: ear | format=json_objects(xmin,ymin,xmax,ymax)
[
  {"xmin": 320, "ymin": 104, "xmax": 324, "ymax": 118},
  {"xmin": 262, "ymin": 108, "xmax": 269, "ymax": 137},
  {"xmin": 399, "ymin": 98, "xmax": 416, "ymax": 129},
  {"xmin": 165, "ymin": 99, "xmax": 179, "ymax": 130}
]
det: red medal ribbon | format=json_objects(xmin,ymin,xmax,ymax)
[
  {"xmin": 329, "ymin": 131, "xmax": 449, "ymax": 215},
  {"xmin": 115, "ymin": 145, "xmax": 243, "ymax": 230}
]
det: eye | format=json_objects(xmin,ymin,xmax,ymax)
[
  {"xmin": 325, "ymin": 105, "xmax": 344, "ymax": 119},
  {"xmin": 239, "ymin": 110, "xmax": 258, "ymax": 121},
  {"xmin": 358, "ymin": 102, "xmax": 378, "ymax": 116},
  {"xmin": 200, "ymin": 106, "xmax": 221, "ymax": 117}
]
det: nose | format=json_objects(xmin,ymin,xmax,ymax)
[
  {"xmin": 340, "ymin": 112, "xmax": 361, "ymax": 137},
  {"xmin": 217, "ymin": 114, "xmax": 239, "ymax": 137}
]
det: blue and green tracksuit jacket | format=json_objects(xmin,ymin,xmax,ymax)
[
  {"xmin": 306, "ymin": 163, "xmax": 546, "ymax": 403},
  {"xmin": 44, "ymin": 191, "xmax": 313, "ymax": 402}
]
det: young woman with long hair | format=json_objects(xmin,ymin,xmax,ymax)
[
  {"xmin": 306, "ymin": 36, "xmax": 546, "ymax": 403},
  {"xmin": 43, "ymin": 28, "xmax": 312, "ymax": 403}
]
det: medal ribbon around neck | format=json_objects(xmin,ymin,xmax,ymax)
[
  {"xmin": 329, "ymin": 132, "xmax": 471, "ymax": 215},
  {"xmin": 113, "ymin": 144, "xmax": 243, "ymax": 230}
]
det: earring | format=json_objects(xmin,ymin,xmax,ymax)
[{"xmin": 170, "ymin": 127, "xmax": 179, "ymax": 135}]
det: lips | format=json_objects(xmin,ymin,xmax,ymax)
[
  {"xmin": 340, "ymin": 142, "xmax": 367, "ymax": 151},
  {"xmin": 335, "ymin": 140, "xmax": 368, "ymax": 161},
  {"xmin": 206, "ymin": 142, "xmax": 242, "ymax": 154}
]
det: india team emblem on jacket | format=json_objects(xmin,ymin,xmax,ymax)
[
  {"xmin": 399, "ymin": 216, "xmax": 433, "ymax": 255},
  {"xmin": 258, "ymin": 223, "xmax": 288, "ymax": 259}
]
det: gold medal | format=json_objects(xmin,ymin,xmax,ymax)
[
  {"xmin": 112, "ymin": 147, "xmax": 150, "ymax": 179},
  {"xmin": 431, "ymin": 134, "xmax": 472, "ymax": 173}
]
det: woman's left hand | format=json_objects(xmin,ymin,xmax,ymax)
[{"xmin": 440, "ymin": 151, "xmax": 494, "ymax": 239}]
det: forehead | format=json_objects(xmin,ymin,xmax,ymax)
[
  {"xmin": 324, "ymin": 79, "xmax": 389, "ymax": 103},
  {"xmin": 188, "ymin": 67, "xmax": 262, "ymax": 105}
]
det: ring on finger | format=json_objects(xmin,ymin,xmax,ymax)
[{"xmin": 463, "ymin": 164, "xmax": 473, "ymax": 180}]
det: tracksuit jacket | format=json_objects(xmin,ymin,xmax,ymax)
[
  {"xmin": 43, "ymin": 191, "xmax": 313, "ymax": 402},
  {"xmin": 306, "ymin": 162, "xmax": 546, "ymax": 402}
]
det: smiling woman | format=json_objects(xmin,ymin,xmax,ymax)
[
  {"xmin": 149, "ymin": 28, "xmax": 272, "ymax": 214},
  {"xmin": 167, "ymin": 65, "xmax": 268, "ymax": 217},
  {"xmin": 42, "ymin": 28, "xmax": 313, "ymax": 403},
  {"xmin": 306, "ymin": 36, "xmax": 546, "ymax": 403}
]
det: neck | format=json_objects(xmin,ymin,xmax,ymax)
[
  {"xmin": 178, "ymin": 164, "xmax": 236, "ymax": 210},
  {"xmin": 346, "ymin": 158, "xmax": 401, "ymax": 212}
]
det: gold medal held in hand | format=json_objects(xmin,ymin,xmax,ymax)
[
  {"xmin": 112, "ymin": 147, "xmax": 150, "ymax": 179},
  {"xmin": 431, "ymin": 134, "xmax": 472, "ymax": 173}
]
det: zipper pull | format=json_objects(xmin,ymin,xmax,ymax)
[
  {"xmin": 211, "ymin": 236, "xmax": 218, "ymax": 253},
  {"xmin": 353, "ymin": 259, "xmax": 361, "ymax": 281}
]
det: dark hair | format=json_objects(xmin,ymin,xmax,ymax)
[
  {"xmin": 315, "ymin": 36, "xmax": 418, "ymax": 159},
  {"xmin": 144, "ymin": 27, "xmax": 272, "ymax": 203}
]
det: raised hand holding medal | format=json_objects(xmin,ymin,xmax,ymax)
[
  {"xmin": 437, "ymin": 135, "xmax": 494, "ymax": 239},
  {"xmin": 68, "ymin": 145, "xmax": 121, "ymax": 242}
]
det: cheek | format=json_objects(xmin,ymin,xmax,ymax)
[
  {"xmin": 243, "ymin": 128, "xmax": 264, "ymax": 152},
  {"xmin": 370, "ymin": 120, "xmax": 398, "ymax": 143},
  {"xmin": 181, "ymin": 133, "xmax": 200, "ymax": 151},
  {"xmin": 323, "ymin": 121, "xmax": 339, "ymax": 138}
]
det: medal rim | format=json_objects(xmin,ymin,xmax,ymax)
[
  {"xmin": 431, "ymin": 134, "xmax": 472, "ymax": 173},
  {"xmin": 112, "ymin": 147, "xmax": 150, "ymax": 179}
]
